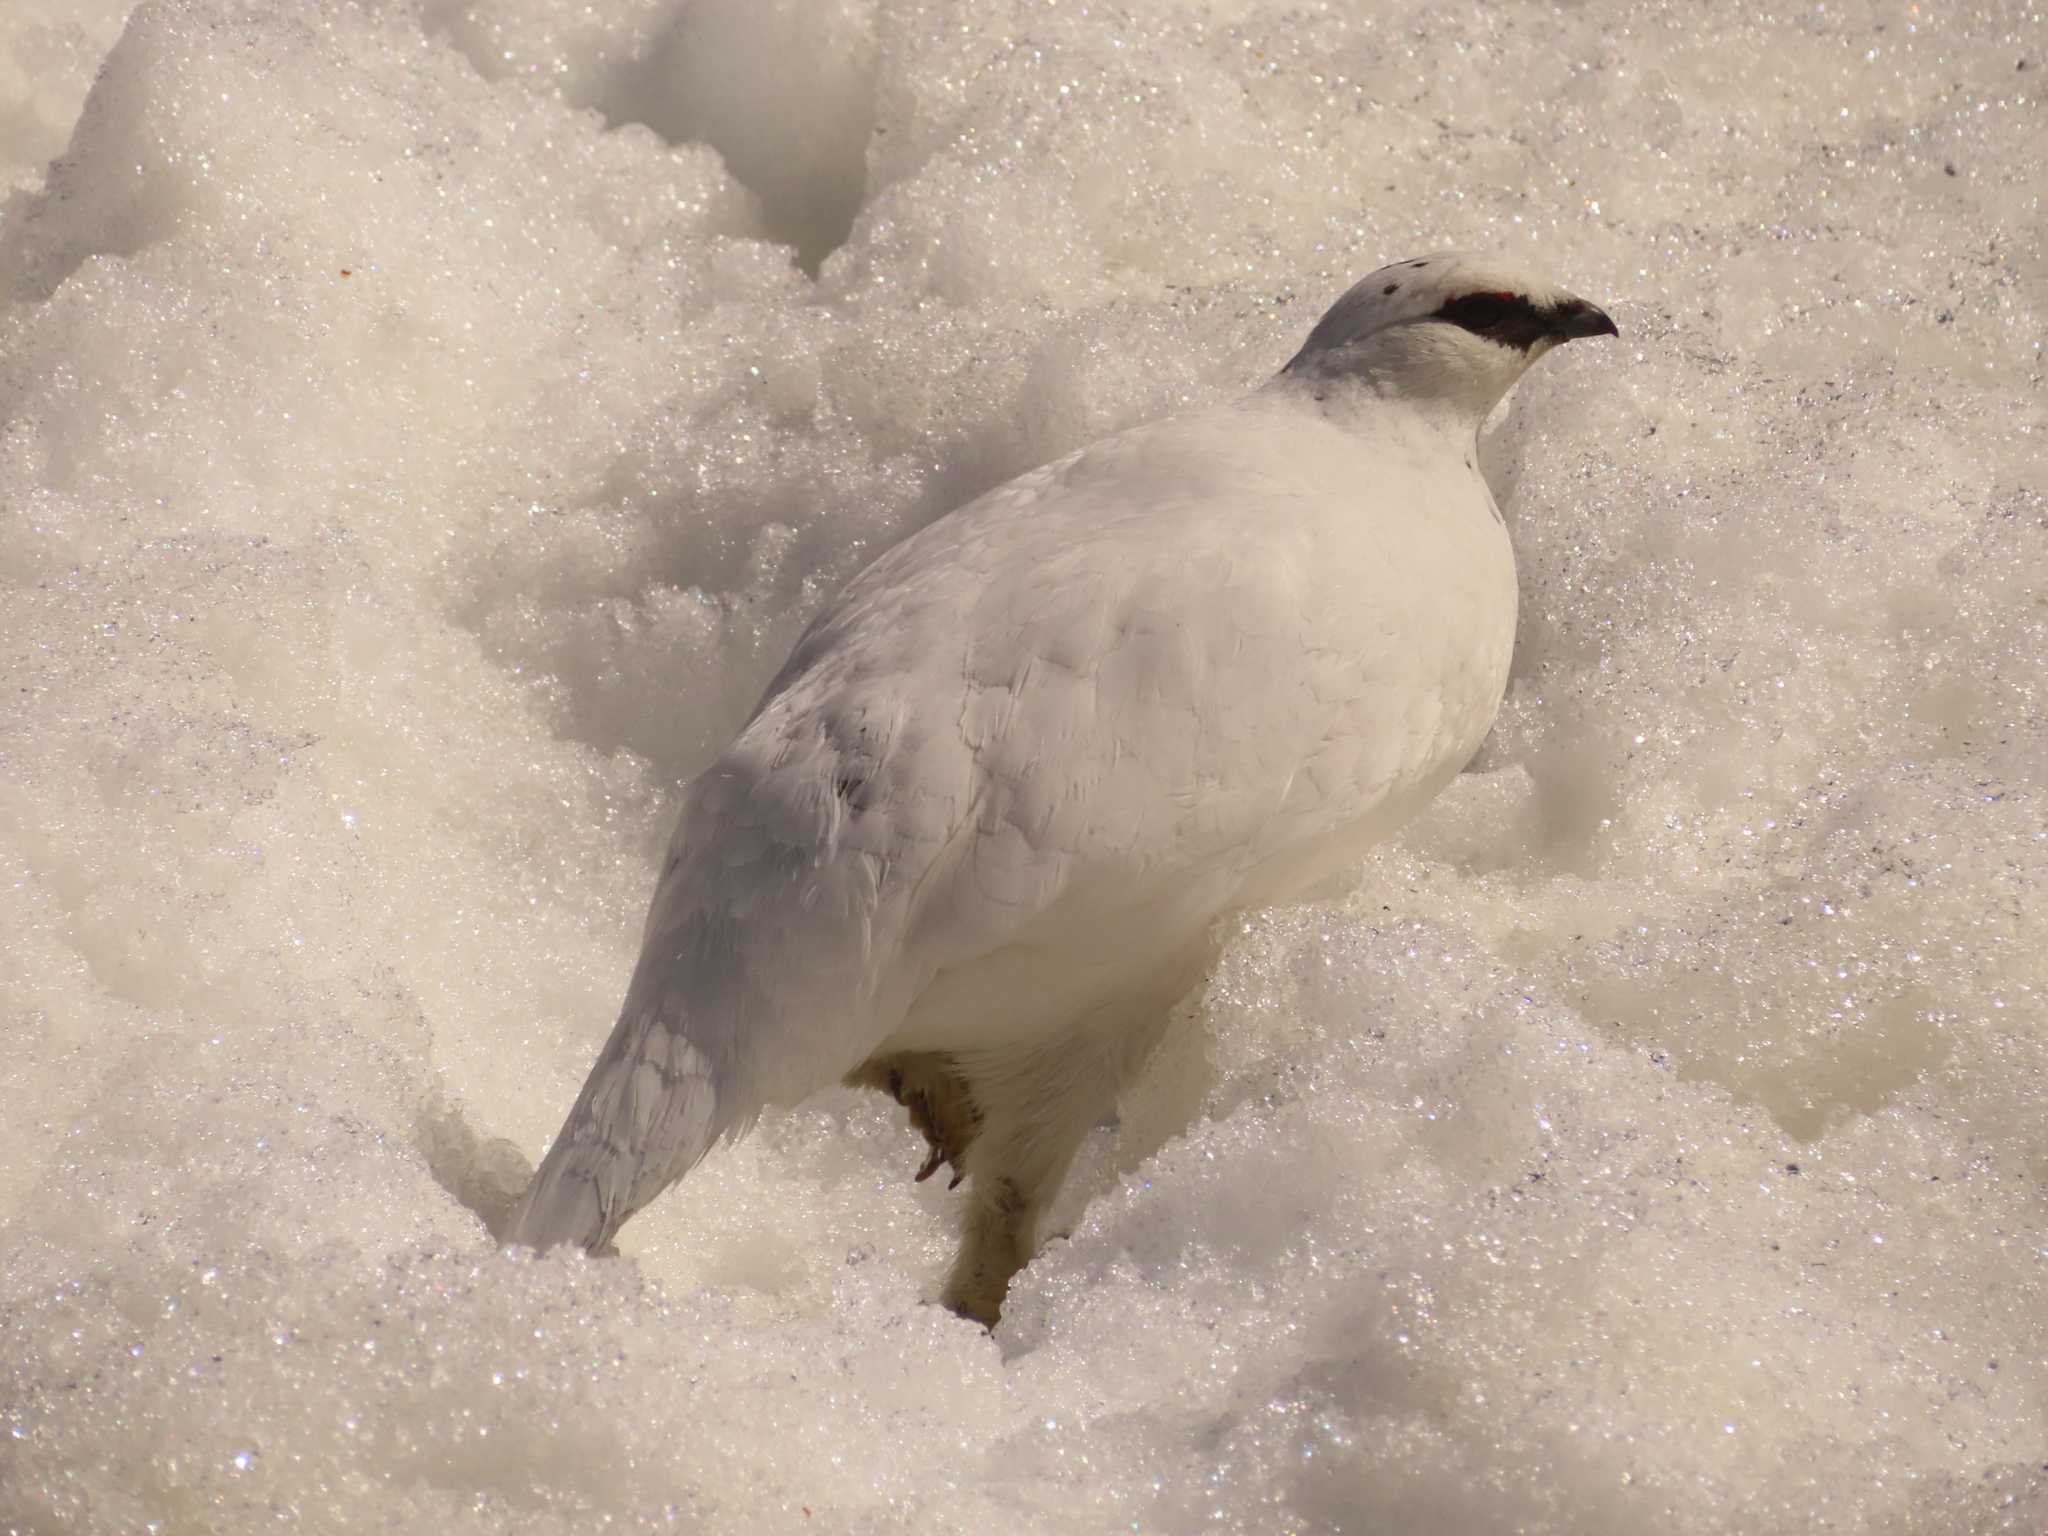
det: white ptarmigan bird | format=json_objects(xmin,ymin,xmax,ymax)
[{"xmin": 510, "ymin": 252, "xmax": 1618, "ymax": 1322}]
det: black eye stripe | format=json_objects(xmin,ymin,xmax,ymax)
[
  {"xmin": 1442, "ymin": 293, "xmax": 1509, "ymax": 327},
  {"xmin": 1434, "ymin": 291, "xmax": 1553, "ymax": 349}
]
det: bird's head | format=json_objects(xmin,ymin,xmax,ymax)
[{"xmin": 1280, "ymin": 252, "xmax": 1618, "ymax": 424}]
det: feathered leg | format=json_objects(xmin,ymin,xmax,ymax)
[{"xmin": 938, "ymin": 1016, "xmax": 1165, "ymax": 1325}]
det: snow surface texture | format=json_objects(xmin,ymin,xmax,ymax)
[{"xmin": 0, "ymin": 0, "xmax": 2042, "ymax": 1530}]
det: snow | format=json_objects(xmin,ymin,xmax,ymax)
[{"xmin": 1, "ymin": 0, "xmax": 2043, "ymax": 1531}]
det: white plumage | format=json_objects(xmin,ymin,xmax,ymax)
[{"xmin": 510, "ymin": 252, "xmax": 1617, "ymax": 1321}]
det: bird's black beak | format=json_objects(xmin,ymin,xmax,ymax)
[{"xmin": 1549, "ymin": 298, "xmax": 1620, "ymax": 341}]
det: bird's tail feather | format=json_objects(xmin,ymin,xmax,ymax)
[{"xmin": 508, "ymin": 1014, "xmax": 721, "ymax": 1254}]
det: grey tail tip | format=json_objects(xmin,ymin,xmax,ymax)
[{"xmin": 505, "ymin": 1160, "xmax": 618, "ymax": 1256}]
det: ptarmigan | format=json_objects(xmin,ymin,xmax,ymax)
[{"xmin": 510, "ymin": 252, "xmax": 1618, "ymax": 1322}]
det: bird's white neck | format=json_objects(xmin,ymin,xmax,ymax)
[
  {"xmin": 1260, "ymin": 364, "xmax": 1489, "ymax": 451},
  {"xmin": 1273, "ymin": 320, "xmax": 1543, "ymax": 446}
]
